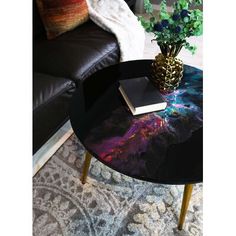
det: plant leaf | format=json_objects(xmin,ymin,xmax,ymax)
[{"xmin": 144, "ymin": 0, "xmax": 153, "ymax": 13}]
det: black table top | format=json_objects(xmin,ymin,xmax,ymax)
[{"xmin": 70, "ymin": 60, "xmax": 203, "ymax": 185}]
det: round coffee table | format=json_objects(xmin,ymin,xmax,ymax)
[{"xmin": 70, "ymin": 60, "xmax": 203, "ymax": 230}]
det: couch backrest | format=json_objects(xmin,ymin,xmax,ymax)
[{"xmin": 33, "ymin": 0, "xmax": 46, "ymax": 39}]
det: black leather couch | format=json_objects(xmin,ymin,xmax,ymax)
[{"xmin": 33, "ymin": 0, "xmax": 136, "ymax": 154}]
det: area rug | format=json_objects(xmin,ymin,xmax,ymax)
[{"xmin": 33, "ymin": 134, "xmax": 202, "ymax": 236}]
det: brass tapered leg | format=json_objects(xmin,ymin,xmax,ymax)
[
  {"xmin": 80, "ymin": 151, "xmax": 92, "ymax": 184},
  {"xmin": 178, "ymin": 184, "xmax": 193, "ymax": 230}
]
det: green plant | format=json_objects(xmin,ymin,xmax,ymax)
[{"xmin": 138, "ymin": 0, "xmax": 203, "ymax": 54}]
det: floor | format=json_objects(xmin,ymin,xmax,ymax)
[
  {"xmin": 33, "ymin": 16, "xmax": 203, "ymax": 176},
  {"xmin": 33, "ymin": 121, "xmax": 73, "ymax": 176}
]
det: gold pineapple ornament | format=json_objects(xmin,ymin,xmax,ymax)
[{"xmin": 151, "ymin": 43, "xmax": 184, "ymax": 94}]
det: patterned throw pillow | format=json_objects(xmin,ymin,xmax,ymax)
[{"xmin": 36, "ymin": 0, "xmax": 89, "ymax": 39}]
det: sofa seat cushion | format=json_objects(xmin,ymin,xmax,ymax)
[
  {"xmin": 33, "ymin": 73, "xmax": 75, "ymax": 111},
  {"xmin": 34, "ymin": 20, "xmax": 120, "ymax": 83},
  {"xmin": 33, "ymin": 73, "xmax": 76, "ymax": 153}
]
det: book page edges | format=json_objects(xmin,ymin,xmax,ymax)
[{"xmin": 119, "ymin": 86, "xmax": 167, "ymax": 115}]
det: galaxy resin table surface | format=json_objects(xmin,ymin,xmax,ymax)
[{"xmin": 70, "ymin": 60, "xmax": 203, "ymax": 185}]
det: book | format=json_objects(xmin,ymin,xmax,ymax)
[{"xmin": 119, "ymin": 76, "xmax": 167, "ymax": 115}]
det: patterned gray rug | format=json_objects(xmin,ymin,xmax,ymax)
[{"xmin": 33, "ymin": 134, "xmax": 202, "ymax": 236}]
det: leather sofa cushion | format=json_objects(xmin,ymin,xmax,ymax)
[
  {"xmin": 33, "ymin": 73, "xmax": 75, "ymax": 111},
  {"xmin": 125, "ymin": 0, "xmax": 136, "ymax": 7},
  {"xmin": 33, "ymin": 73, "xmax": 76, "ymax": 153},
  {"xmin": 34, "ymin": 20, "xmax": 120, "ymax": 83},
  {"xmin": 33, "ymin": 0, "xmax": 46, "ymax": 40}
]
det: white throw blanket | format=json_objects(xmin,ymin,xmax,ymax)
[{"xmin": 86, "ymin": 0, "xmax": 145, "ymax": 62}]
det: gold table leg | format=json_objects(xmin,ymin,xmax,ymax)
[
  {"xmin": 80, "ymin": 151, "xmax": 92, "ymax": 184},
  {"xmin": 178, "ymin": 184, "xmax": 193, "ymax": 230}
]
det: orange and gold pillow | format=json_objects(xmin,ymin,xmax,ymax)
[{"xmin": 36, "ymin": 0, "xmax": 89, "ymax": 39}]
